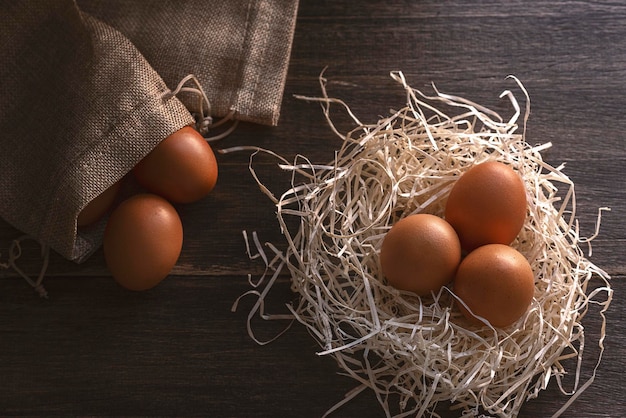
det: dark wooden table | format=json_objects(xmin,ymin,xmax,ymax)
[{"xmin": 1, "ymin": 1, "xmax": 624, "ymax": 417}]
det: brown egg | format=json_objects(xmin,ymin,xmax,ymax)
[
  {"xmin": 444, "ymin": 161, "xmax": 527, "ymax": 252},
  {"xmin": 133, "ymin": 126, "xmax": 218, "ymax": 203},
  {"xmin": 453, "ymin": 244, "xmax": 535, "ymax": 328},
  {"xmin": 380, "ymin": 214, "xmax": 461, "ymax": 296},
  {"xmin": 77, "ymin": 180, "xmax": 121, "ymax": 227},
  {"xmin": 103, "ymin": 193, "xmax": 183, "ymax": 291}
]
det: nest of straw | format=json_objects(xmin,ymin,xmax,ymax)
[{"xmin": 230, "ymin": 71, "xmax": 612, "ymax": 417}]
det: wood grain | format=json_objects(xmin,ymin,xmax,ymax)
[{"xmin": 1, "ymin": 1, "xmax": 625, "ymax": 417}]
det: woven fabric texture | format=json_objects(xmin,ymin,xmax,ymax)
[
  {"xmin": 0, "ymin": 1, "xmax": 298, "ymax": 262},
  {"xmin": 79, "ymin": 0, "xmax": 299, "ymax": 126}
]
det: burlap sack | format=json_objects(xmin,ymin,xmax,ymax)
[
  {"xmin": 0, "ymin": 0, "xmax": 298, "ymax": 263},
  {"xmin": 79, "ymin": 0, "xmax": 299, "ymax": 126}
]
